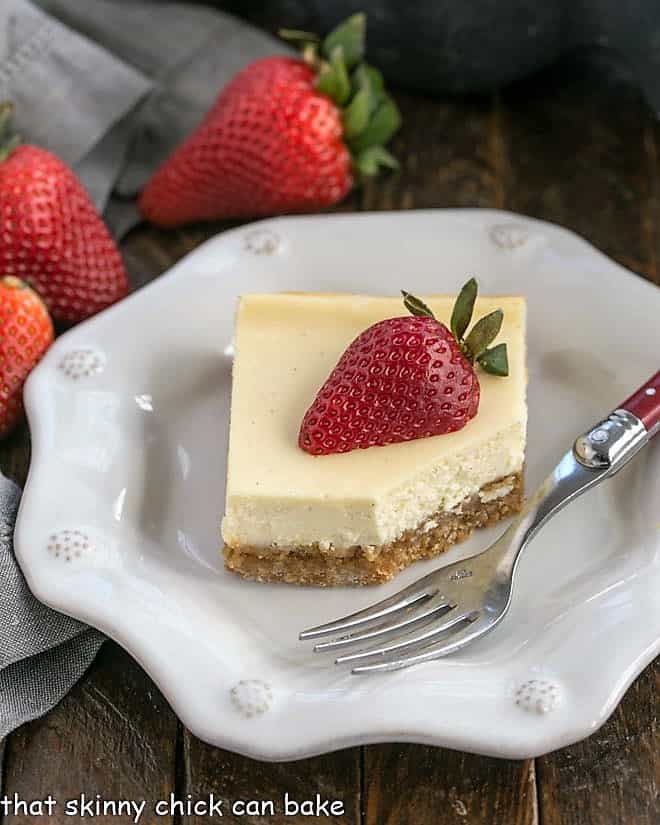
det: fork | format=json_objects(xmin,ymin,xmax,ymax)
[{"xmin": 300, "ymin": 371, "xmax": 660, "ymax": 673}]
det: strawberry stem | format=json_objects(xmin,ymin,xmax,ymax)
[
  {"xmin": 0, "ymin": 102, "xmax": 20, "ymax": 162},
  {"xmin": 278, "ymin": 28, "xmax": 320, "ymax": 44}
]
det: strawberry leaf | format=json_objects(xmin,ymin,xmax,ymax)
[
  {"xmin": 450, "ymin": 277, "xmax": 478, "ymax": 342},
  {"xmin": 316, "ymin": 62, "xmax": 339, "ymax": 99},
  {"xmin": 322, "ymin": 13, "xmax": 366, "ymax": 70},
  {"xmin": 464, "ymin": 309, "xmax": 503, "ymax": 359},
  {"xmin": 328, "ymin": 46, "xmax": 351, "ymax": 104},
  {"xmin": 356, "ymin": 145, "xmax": 399, "ymax": 176},
  {"xmin": 316, "ymin": 47, "xmax": 351, "ymax": 104},
  {"xmin": 478, "ymin": 343, "xmax": 509, "ymax": 376},
  {"xmin": 401, "ymin": 290, "xmax": 435, "ymax": 319},
  {"xmin": 0, "ymin": 101, "xmax": 20, "ymax": 162},
  {"xmin": 342, "ymin": 88, "xmax": 371, "ymax": 139},
  {"xmin": 353, "ymin": 63, "xmax": 385, "ymax": 114},
  {"xmin": 349, "ymin": 95, "xmax": 401, "ymax": 153},
  {"xmin": 0, "ymin": 101, "xmax": 14, "ymax": 133}
]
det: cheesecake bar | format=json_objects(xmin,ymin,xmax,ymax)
[{"xmin": 222, "ymin": 293, "xmax": 527, "ymax": 585}]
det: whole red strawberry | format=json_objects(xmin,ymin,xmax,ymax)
[
  {"xmin": 0, "ymin": 276, "xmax": 54, "ymax": 438},
  {"xmin": 139, "ymin": 14, "xmax": 400, "ymax": 226},
  {"xmin": 0, "ymin": 104, "xmax": 129, "ymax": 324},
  {"xmin": 299, "ymin": 280, "xmax": 509, "ymax": 455}
]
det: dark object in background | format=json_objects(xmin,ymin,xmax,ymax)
[{"xmin": 218, "ymin": 0, "xmax": 660, "ymax": 114}]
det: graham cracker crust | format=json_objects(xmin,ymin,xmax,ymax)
[{"xmin": 223, "ymin": 472, "xmax": 524, "ymax": 586}]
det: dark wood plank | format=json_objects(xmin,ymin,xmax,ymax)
[
  {"xmin": 361, "ymin": 90, "xmax": 499, "ymax": 211},
  {"xmin": 537, "ymin": 662, "xmax": 659, "ymax": 825},
  {"xmin": 644, "ymin": 118, "xmax": 660, "ymax": 285},
  {"xmin": 3, "ymin": 643, "xmax": 177, "ymax": 824},
  {"xmin": 501, "ymin": 51, "xmax": 655, "ymax": 281},
  {"xmin": 500, "ymin": 50, "xmax": 660, "ymax": 825},
  {"xmin": 182, "ymin": 733, "xmax": 360, "ymax": 824},
  {"xmin": 364, "ymin": 746, "xmax": 536, "ymax": 825},
  {"xmin": 0, "ymin": 427, "xmax": 30, "ymax": 489}
]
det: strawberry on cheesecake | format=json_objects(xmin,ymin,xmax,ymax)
[{"xmin": 222, "ymin": 282, "xmax": 527, "ymax": 585}]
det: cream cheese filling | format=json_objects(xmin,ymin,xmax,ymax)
[
  {"xmin": 222, "ymin": 293, "xmax": 527, "ymax": 551},
  {"xmin": 222, "ymin": 423, "xmax": 524, "ymax": 549}
]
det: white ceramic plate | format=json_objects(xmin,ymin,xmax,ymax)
[{"xmin": 15, "ymin": 210, "xmax": 660, "ymax": 761}]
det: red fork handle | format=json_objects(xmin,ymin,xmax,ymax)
[{"xmin": 619, "ymin": 370, "xmax": 660, "ymax": 437}]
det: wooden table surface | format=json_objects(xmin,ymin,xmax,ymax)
[{"xmin": 1, "ymin": 47, "xmax": 659, "ymax": 825}]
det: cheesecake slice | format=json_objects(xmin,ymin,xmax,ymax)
[{"xmin": 222, "ymin": 293, "xmax": 527, "ymax": 586}]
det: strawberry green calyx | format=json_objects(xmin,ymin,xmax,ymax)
[
  {"xmin": 450, "ymin": 276, "xmax": 478, "ymax": 340},
  {"xmin": 401, "ymin": 291, "xmax": 434, "ymax": 318},
  {"xmin": 0, "ymin": 102, "xmax": 20, "ymax": 163},
  {"xmin": 1, "ymin": 275, "xmax": 50, "ymax": 316},
  {"xmin": 477, "ymin": 342, "xmax": 508, "ymax": 376},
  {"xmin": 322, "ymin": 13, "xmax": 366, "ymax": 69},
  {"xmin": 401, "ymin": 279, "xmax": 510, "ymax": 377},
  {"xmin": 280, "ymin": 14, "xmax": 401, "ymax": 179},
  {"xmin": 464, "ymin": 308, "xmax": 504, "ymax": 360}
]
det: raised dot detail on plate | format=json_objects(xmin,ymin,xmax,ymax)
[
  {"xmin": 47, "ymin": 529, "xmax": 93, "ymax": 563},
  {"xmin": 515, "ymin": 678, "xmax": 561, "ymax": 714},
  {"xmin": 489, "ymin": 223, "xmax": 530, "ymax": 249},
  {"xmin": 230, "ymin": 679, "xmax": 273, "ymax": 718},
  {"xmin": 59, "ymin": 349, "xmax": 106, "ymax": 379},
  {"xmin": 244, "ymin": 229, "xmax": 280, "ymax": 255},
  {"xmin": 645, "ymin": 387, "xmax": 656, "ymax": 396}
]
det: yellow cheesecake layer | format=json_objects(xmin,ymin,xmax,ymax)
[{"xmin": 222, "ymin": 293, "xmax": 527, "ymax": 550}]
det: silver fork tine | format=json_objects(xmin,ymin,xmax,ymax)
[
  {"xmin": 299, "ymin": 582, "xmax": 438, "ymax": 640},
  {"xmin": 351, "ymin": 615, "xmax": 487, "ymax": 674},
  {"xmin": 313, "ymin": 593, "xmax": 452, "ymax": 652},
  {"xmin": 335, "ymin": 609, "xmax": 476, "ymax": 664}
]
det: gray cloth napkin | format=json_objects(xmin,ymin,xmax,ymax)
[
  {"xmin": 0, "ymin": 471, "xmax": 104, "ymax": 738},
  {"xmin": 3, "ymin": 0, "xmax": 290, "ymax": 235},
  {"xmin": 0, "ymin": 0, "xmax": 290, "ymax": 736}
]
